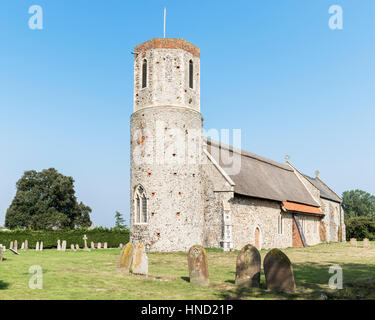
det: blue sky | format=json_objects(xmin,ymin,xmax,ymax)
[{"xmin": 0, "ymin": 0, "xmax": 374, "ymax": 227}]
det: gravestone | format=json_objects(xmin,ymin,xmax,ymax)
[
  {"xmin": 10, "ymin": 241, "xmax": 13, "ymax": 250},
  {"xmin": 57, "ymin": 240, "xmax": 61, "ymax": 251},
  {"xmin": 235, "ymin": 244, "xmax": 261, "ymax": 287},
  {"xmin": 118, "ymin": 243, "xmax": 135, "ymax": 272},
  {"xmin": 97, "ymin": 242, "xmax": 102, "ymax": 249},
  {"xmin": 14, "ymin": 240, "xmax": 18, "ymax": 251},
  {"xmin": 75, "ymin": 244, "xmax": 80, "ymax": 250},
  {"xmin": 9, "ymin": 248, "xmax": 20, "ymax": 255},
  {"xmin": 119, "ymin": 243, "xmax": 124, "ymax": 249},
  {"xmin": 187, "ymin": 245, "xmax": 209, "ymax": 285},
  {"xmin": 83, "ymin": 235, "xmax": 88, "ymax": 250},
  {"xmin": 132, "ymin": 243, "xmax": 148, "ymax": 276},
  {"xmin": 25, "ymin": 240, "xmax": 28, "ymax": 250},
  {"xmin": 364, "ymin": 238, "xmax": 370, "ymax": 248},
  {"xmin": 71, "ymin": 244, "xmax": 75, "ymax": 250},
  {"xmin": 264, "ymin": 248, "xmax": 296, "ymax": 293},
  {"xmin": 21, "ymin": 242, "xmax": 25, "ymax": 250},
  {"xmin": 62, "ymin": 240, "xmax": 66, "ymax": 251},
  {"xmin": 40, "ymin": 242, "xmax": 43, "ymax": 251},
  {"xmin": 104, "ymin": 242, "xmax": 108, "ymax": 249},
  {"xmin": 0, "ymin": 245, "xmax": 3, "ymax": 261},
  {"xmin": 350, "ymin": 238, "xmax": 357, "ymax": 247},
  {"xmin": 91, "ymin": 242, "xmax": 95, "ymax": 249},
  {"xmin": 36, "ymin": 242, "xmax": 40, "ymax": 251}
]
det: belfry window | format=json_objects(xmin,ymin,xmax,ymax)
[
  {"xmin": 189, "ymin": 60, "xmax": 193, "ymax": 89},
  {"xmin": 278, "ymin": 215, "xmax": 283, "ymax": 235},
  {"xmin": 142, "ymin": 59, "xmax": 147, "ymax": 88},
  {"xmin": 134, "ymin": 185, "xmax": 148, "ymax": 223}
]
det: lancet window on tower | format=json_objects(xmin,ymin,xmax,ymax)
[
  {"xmin": 189, "ymin": 59, "xmax": 193, "ymax": 89},
  {"xmin": 134, "ymin": 185, "xmax": 148, "ymax": 223},
  {"xmin": 142, "ymin": 59, "xmax": 147, "ymax": 88}
]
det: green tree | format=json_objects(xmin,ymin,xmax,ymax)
[
  {"xmin": 5, "ymin": 168, "xmax": 92, "ymax": 230},
  {"xmin": 114, "ymin": 211, "xmax": 127, "ymax": 230},
  {"xmin": 342, "ymin": 189, "xmax": 375, "ymax": 219}
]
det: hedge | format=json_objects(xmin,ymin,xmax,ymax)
[
  {"xmin": 0, "ymin": 228, "xmax": 129, "ymax": 249},
  {"xmin": 345, "ymin": 217, "xmax": 375, "ymax": 241}
]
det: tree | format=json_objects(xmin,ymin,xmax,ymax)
[
  {"xmin": 5, "ymin": 168, "xmax": 92, "ymax": 230},
  {"xmin": 342, "ymin": 189, "xmax": 375, "ymax": 219},
  {"xmin": 114, "ymin": 211, "xmax": 127, "ymax": 230}
]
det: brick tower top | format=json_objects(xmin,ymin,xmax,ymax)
[{"xmin": 133, "ymin": 38, "xmax": 200, "ymax": 113}]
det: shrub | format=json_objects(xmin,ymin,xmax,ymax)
[
  {"xmin": 0, "ymin": 227, "xmax": 129, "ymax": 249},
  {"xmin": 345, "ymin": 217, "xmax": 375, "ymax": 241}
]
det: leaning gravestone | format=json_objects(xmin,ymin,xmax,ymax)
[
  {"xmin": 264, "ymin": 248, "xmax": 296, "ymax": 293},
  {"xmin": 350, "ymin": 238, "xmax": 357, "ymax": 247},
  {"xmin": 364, "ymin": 238, "xmax": 370, "ymax": 248},
  {"xmin": 118, "ymin": 243, "xmax": 135, "ymax": 272},
  {"xmin": 9, "ymin": 248, "xmax": 20, "ymax": 255},
  {"xmin": 71, "ymin": 244, "xmax": 75, "ymax": 251},
  {"xmin": 187, "ymin": 245, "xmax": 209, "ymax": 285},
  {"xmin": 235, "ymin": 244, "xmax": 261, "ymax": 287},
  {"xmin": 61, "ymin": 240, "xmax": 66, "ymax": 251},
  {"xmin": 132, "ymin": 243, "xmax": 148, "ymax": 276},
  {"xmin": 36, "ymin": 242, "xmax": 40, "ymax": 251}
]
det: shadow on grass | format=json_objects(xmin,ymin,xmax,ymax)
[
  {"xmin": 216, "ymin": 262, "xmax": 375, "ymax": 300},
  {"xmin": 181, "ymin": 276, "xmax": 190, "ymax": 282},
  {"xmin": 0, "ymin": 281, "xmax": 9, "ymax": 290}
]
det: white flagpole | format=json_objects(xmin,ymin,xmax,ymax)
[{"xmin": 164, "ymin": 7, "xmax": 166, "ymax": 38}]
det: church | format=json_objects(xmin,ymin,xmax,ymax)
[{"xmin": 129, "ymin": 38, "xmax": 346, "ymax": 252}]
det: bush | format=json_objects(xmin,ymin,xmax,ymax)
[
  {"xmin": 345, "ymin": 217, "xmax": 375, "ymax": 241},
  {"xmin": 0, "ymin": 227, "xmax": 129, "ymax": 249}
]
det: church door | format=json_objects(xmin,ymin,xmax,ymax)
[{"xmin": 254, "ymin": 227, "xmax": 260, "ymax": 250}]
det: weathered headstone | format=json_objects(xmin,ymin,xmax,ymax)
[
  {"xmin": 10, "ymin": 241, "xmax": 13, "ymax": 250},
  {"xmin": 57, "ymin": 239, "xmax": 61, "ymax": 251},
  {"xmin": 75, "ymin": 244, "xmax": 80, "ymax": 250},
  {"xmin": 118, "ymin": 243, "xmax": 135, "ymax": 272},
  {"xmin": 104, "ymin": 242, "xmax": 108, "ymax": 249},
  {"xmin": 91, "ymin": 242, "xmax": 95, "ymax": 249},
  {"xmin": 119, "ymin": 243, "xmax": 124, "ymax": 249},
  {"xmin": 97, "ymin": 242, "xmax": 102, "ymax": 249},
  {"xmin": 9, "ymin": 248, "xmax": 20, "ymax": 255},
  {"xmin": 350, "ymin": 238, "xmax": 357, "ymax": 247},
  {"xmin": 264, "ymin": 248, "xmax": 296, "ymax": 293},
  {"xmin": 83, "ymin": 234, "xmax": 88, "ymax": 250},
  {"xmin": 21, "ymin": 242, "xmax": 25, "ymax": 250},
  {"xmin": 235, "ymin": 244, "xmax": 261, "ymax": 287},
  {"xmin": 61, "ymin": 240, "xmax": 66, "ymax": 251},
  {"xmin": 187, "ymin": 245, "xmax": 209, "ymax": 285},
  {"xmin": 25, "ymin": 240, "xmax": 28, "ymax": 250},
  {"xmin": 36, "ymin": 242, "xmax": 40, "ymax": 251},
  {"xmin": 14, "ymin": 240, "xmax": 18, "ymax": 251},
  {"xmin": 70, "ymin": 244, "xmax": 75, "ymax": 250},
  {"xmin": 363, "ymin": 238, "xmax": 370, "ymax": 248},
  {"xmin": 132, "ymin": 243, "xmax": 148, "ymax": 276},
  {"xmin": 0, "ymin": 245, "xmax": 3, "ymax": 261},
  {"xmin": 40, "ymin": 242, "xmax": 43, "ymax": 251}
]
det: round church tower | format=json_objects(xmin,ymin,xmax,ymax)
[{"xmin": 130, "ymin": 38, "xmax": 204, "ymax": 252}]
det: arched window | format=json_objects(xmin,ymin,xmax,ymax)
[
  {"xmin": 142, "ymin": 59, "xmax": 147, "ymax": 88},
  {"xmin": 134, "ymin": 185, "xmax": 147, "ymax": 223},
  {"xmin": 189, "ymin": 59, "xmax": 193, "ymax": 89}
]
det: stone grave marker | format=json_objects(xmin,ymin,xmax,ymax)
[
  {"xmin": 71, "ymin": 244, "xmax": 75, "ymax": 250},
  {"xmin": 104, "ymin": 242, "xmax": 108, "ymax": 249},
  {"xmin": 363, "ymin": 238, "xmax": 370, "ymax": 248},
  {"xmin": 25, "ymin": 240, "xmax": 28, "ymax": 250},
  {"xmin": 118, "ymin": 243, "xmax": 135, "ymax": 272},
  {"xmin": 119, "ymin": 243, "xmax": 124, "ymax": 249},
  {"xmin": 9, "ymin": 248, "xmax": 20, "ymax": 255},
  {"xmin": 264, "ymin": 248, "xmax": 296, "ymax": 293},
  {"xmin": 61, "ymin": 240, "xmax": 66, "ymax": 251},
  {"xmin": 57, "ymin": 239, "xmax": 61, "ymax": 251},
  {"xmin": 10, "ymin": 241, "xmax": 13, "ymax": 250},
  {"xmin": 75, "ymin": 244, "xmax": 80, "ymax": 250},
  {"xmin": 36, "ymin": 242, "xmax": 40, "ymax": 251},
  {"xmin": 187, "ymin": 245, "xmax": 209, "ymax": 285},
  {"xmin": 97, "ymin": 242, "xmax": 102, "ymax": 249},
  {"xmin": 132, "ymin": 243, "xmax": 148, "ymax": 276},
  {"xmin": 235, "ymin": 244, "xmax": 261, "ymax": 287},
  {"xmin": 91, "ymin": 242, "xmax": 95, "ymax": 249},
  {"xmin": 14, "ymin": 240, "xmax": 18, "ymax": 251},
  {"xmin": 21, "ymin": 242, "xmax": 25, "ymax": 250},
  {"xmin": 0, "ymin": 245, "xmax": 3, "ymax": 261},
  {"xmin": 83, "ymin": 235, "xmax": 88, "ymax": 250},
  {"xmin": 40, "ymin": 242, "xmax": 43, "ymax": 251}
]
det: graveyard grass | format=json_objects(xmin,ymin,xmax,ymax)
[{"xmin": 1, "ymin": 242, "xmax": 375, "ymax": 300}]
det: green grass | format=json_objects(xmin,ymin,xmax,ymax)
[{"xmin": 1, "ymin": 242, "xmax": 375, "ymax": 300}]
